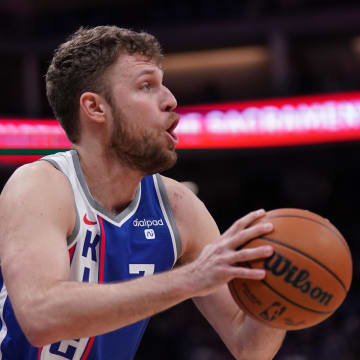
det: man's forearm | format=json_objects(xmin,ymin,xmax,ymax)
[
  {"xmin": 18, "ymin": 266, "xmax": 195, "ymax": 346},
  {"xmin": 235, "ymin": 316, "xmax": 286, "ymax": 360}
]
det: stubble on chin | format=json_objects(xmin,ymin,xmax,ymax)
[{"xmin": 109, "ymin": 121, "xmax": 178, "ymax": 175}]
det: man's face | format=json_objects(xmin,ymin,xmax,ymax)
[{"xmin": 105, "ymin": 53, "xmax": 179, "ymax": 175}]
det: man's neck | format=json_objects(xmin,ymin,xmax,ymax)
[{"xmin": 74, "ymin": 146, "xmax": 144, "ymax": 215}]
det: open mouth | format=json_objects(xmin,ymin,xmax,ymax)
[{"xmin": 166, "ymin": 117, "xmax": 179, "ymax": 145}]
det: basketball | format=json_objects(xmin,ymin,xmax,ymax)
[{"xmin": 228, "ymin": 208, "xmax": 353, "ymax": 330}]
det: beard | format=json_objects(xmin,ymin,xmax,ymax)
[{"xmin": 108, "ymin": 105, "xmax": 178, "ymax": 175}]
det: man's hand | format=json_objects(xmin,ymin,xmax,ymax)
[{"xmin": 183, "ymin": 209, "xmax": 274, "ymax": 297}]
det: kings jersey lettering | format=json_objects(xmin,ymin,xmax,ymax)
[{"xmin": 264, "ymin": 251, "xmax": 334, "ymax": 306}]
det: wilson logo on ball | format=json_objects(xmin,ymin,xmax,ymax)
[{"xmin": 264, "ymin": 251, "xmax": 334, "ymax": 306}]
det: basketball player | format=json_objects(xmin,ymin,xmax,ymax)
[{"xmin": 0, "ymin": 26, "xmax": 286, "ymax": 359}]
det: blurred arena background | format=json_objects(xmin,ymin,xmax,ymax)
[{"xmin": 1, "ymin": 0, "xmax": 360, "ymax": 359}]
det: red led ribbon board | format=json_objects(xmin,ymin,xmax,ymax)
[
  {"xmin": 175, "ymin": 92, "xmax": 360, "ymax": 149},
  {"xmin": 1, "ymin": 92, "xmax": 360, "ymax": 163},
  {"xmin": 0, "ymin": 119, "xmax": 71, "ymax": 150}
]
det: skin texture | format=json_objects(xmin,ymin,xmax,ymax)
[{"xmin": 0, "ymin": 53, "xmax": 286, "ymax": 359}]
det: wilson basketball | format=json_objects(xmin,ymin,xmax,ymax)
[{"xmin": 228, "ymin": 208, "xmax": 353, "ymax": 330}]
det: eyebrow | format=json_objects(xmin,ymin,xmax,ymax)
[{"xmin": 136, "ymin": 68, "xmax": 164, "ymax": 78}]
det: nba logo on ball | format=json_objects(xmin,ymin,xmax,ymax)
[
  {"xmin": 229, "ymin": 208, "xmax": 353, "ymax": 330},
  {"xmin": 144, "ymin": 229, "xmax": 155, "ymax": 239}
]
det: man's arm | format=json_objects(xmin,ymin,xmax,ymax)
[
  {"xmin": 0, "ymin": 162, "xmax": 281, "ymax": 348},
  {"xmin": 0, "ymin": 162, "xmax": 210, "ymax": 346},
  {"xmin": 163, "ymin": 176, "xmax": 286, "ymax": 360}
]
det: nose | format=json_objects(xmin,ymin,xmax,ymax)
[{"xmin": 161, "ymin": 85, "xmax": 177, "ymax": 112}]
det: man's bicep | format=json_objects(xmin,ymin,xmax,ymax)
[
  {"xmin": 162, "ymin": 176, "xmax": 221, "ymax": 264},
  {"xmin": 0, "ymin": 163, "xmax": 74, "ymax": 315},
  {"xmin": 181, "ymin": 198, "xmax": 221, "ymax": 263}
]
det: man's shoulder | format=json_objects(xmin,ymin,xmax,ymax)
[
  {"xmin": 1, "ymin": 160, "xmax": 73, "ymax": 205},
  {"xmin": 159, "ymin": 175, "xmax": 201, "ymax": 215},
  {"xmin": 0, "ymin": 160, "xmax": 76, "ymax": 238},
  {"xmin": 7, "ymin": 160, "xmax": 67, "ymax": 187}
]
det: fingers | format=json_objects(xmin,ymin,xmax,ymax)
[
  {"xmin": 231, "ymin": 245, "xmax": 273, "ymax": 264},
  {"xmin": 227, "ymin": 221, "xmax": 273, "ymax": 250},
  {"xmin": 227, "ymin": 245, "xmax": 273, "ymax": 280},
  {"xmin": 230, "ymin": 266, "xmax": 266, "ymax": 280},
  {"xmin": 223, "ymin": 211, "xmax": 275, "ymax": 280},
  {"xmin": 225, "ymin": 209, "xmax": 266, "ymax": 237}
]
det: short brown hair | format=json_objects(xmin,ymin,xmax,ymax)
[{"xmin": 46, "ymin": 26, "xmax": 163, "ymax": 143}]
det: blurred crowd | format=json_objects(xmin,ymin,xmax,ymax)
[{"xmin": 1, "ymin": 0, "xmax": 360, "ymax": 36}]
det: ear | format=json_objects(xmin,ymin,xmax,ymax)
[{"xmin": 79, "ymin": 92, "xmax": 107, "ymax": 123}]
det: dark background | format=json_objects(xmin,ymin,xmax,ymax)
[{"xmin": 1, "ymin": 1, "xmax": 360, "ymax": 359}]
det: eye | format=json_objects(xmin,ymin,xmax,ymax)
[{"xmin": 141, "ymin": 82, "xmax": 151, "ymax": 90}]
